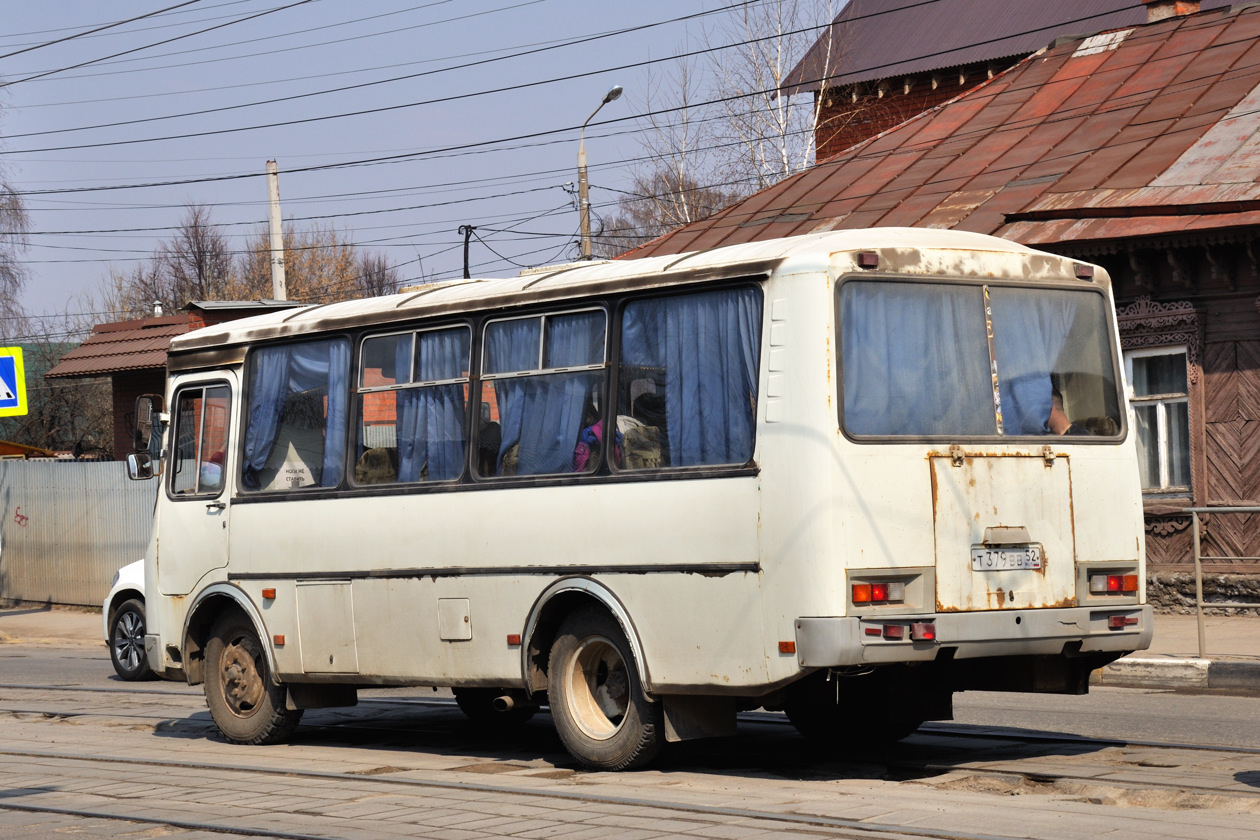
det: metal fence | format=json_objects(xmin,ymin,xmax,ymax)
[
  {"xmin": 0, "ymin": 461, "xmax": 157, "ymax": 607},
  {"xmin": 1186, "ymin": 505, "xmax": 1260, "ymax": 658}
]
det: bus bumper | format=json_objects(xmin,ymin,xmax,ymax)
[{"xmin": 794, "ymin": 605, "xmax": 1154, "ymax": 668}]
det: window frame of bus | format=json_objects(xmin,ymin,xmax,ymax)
[
  {"xmin": 167, "ymin": 381, "xmax": 232, "ymax": 501},
  {"xmin": 353, "ymin": 323, "xmax": 473, "ymax": 487},
  {"xmin": 834, "ymin": 273, "xmax": 1127, "ymax": 443},
  {"xmin": 608, "ymin": 283, "xmax": 764, "ymax": 475},
  {"xmin": 236, "ymin": 335, "xmax": 352, "ymax": 495},
  {"xmin": 476, "ymin": 306, "xmax": 609, "ymax": 479}
]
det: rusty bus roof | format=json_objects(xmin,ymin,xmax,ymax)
[
  {"xmin": 169, "ymin": 228, "xmax": 1068, "ymax": 355},
  {"xmin": 632, "ymin": 5, "xmax": 1260, "ymax": 259}
]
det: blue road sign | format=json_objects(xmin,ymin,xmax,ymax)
[{"xmin": 0, "ymin": 347, "xmax": 28, "ymax": 417}]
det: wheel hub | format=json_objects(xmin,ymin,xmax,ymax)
[{"xmin": 221, "ymin": 641, "xmax": 265, "ymax": 715}]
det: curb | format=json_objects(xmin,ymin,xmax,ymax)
[{"xmin": 1093, "ymin": 657, "xmax": 1260, "ymax": 691}]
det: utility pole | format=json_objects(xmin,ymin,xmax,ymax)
[
  {"xmin": 266, "ymin": 160, "xmax": 287, "ymax": 300},
  {"xmin": 459, "ymin": 225, "xmax": 475, "ymax": 279},
  {"xmin": 578, "ymin": 85, "xmax": 622, "ymax": 260}
]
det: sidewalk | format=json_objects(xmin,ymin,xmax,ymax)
[{"xmin": 0, "ymin": 604, "xmax": 1255, "ymax": 691}]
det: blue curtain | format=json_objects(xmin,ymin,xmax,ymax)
[
  {"xmin": 841, "ymin": 282, "xmax": 994, "ymax": 436},
  {"xmin": 621, "ymin": 288, "xmax": 762, "ymax": 466},
  {"xmin": 989, "ymin": 289, "xmax": 1078, "ymax": 436},
  {"xmin": 396, "ymin": 327, "xmax": 468, "ymax": 482},
  {"xmin": 241, "ymin": 339, "xmax": 349, "ymax": 489},
  {"xmin": 487, "ymin": 313, "xmax": 604, "ymax": 475}
]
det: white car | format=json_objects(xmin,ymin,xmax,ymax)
[{"xmin": 103, "ymin": 560, "xmax": 154, "ymax": 681}]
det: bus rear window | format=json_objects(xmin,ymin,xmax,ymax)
[{"xmin": 840, "ymin": 281, "xmax": 1121, "ymax": 439}]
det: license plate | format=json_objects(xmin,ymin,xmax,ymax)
[{"xmin": 971, "ymin": 544, "xmax": 1043, "ymax": 571}]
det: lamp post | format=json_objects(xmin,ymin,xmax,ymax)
[{"xmin": 578, "ymin": 85, "xmax": 622, "ymax": 260}]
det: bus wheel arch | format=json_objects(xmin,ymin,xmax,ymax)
[
  {"xmin": 182, "ymin": 586, "xmax": 274, "ymax": 688},
  {"xmin": 522, "ymin": 578, "xmax": 651, "ymax": 698}
]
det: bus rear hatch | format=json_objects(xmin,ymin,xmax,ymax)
[{"xmin": 931, "ymin": 450, "xmax": 1075, "ymax": 612}]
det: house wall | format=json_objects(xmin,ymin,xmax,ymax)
[
  {"xmin": 112, "ymin": 370, "xmax": 166, "ymax": 461},
  {"xmin": 1078, "ymin": 237, "xmax": 1260, "ymax": 575}
]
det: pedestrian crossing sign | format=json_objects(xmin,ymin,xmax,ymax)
[{"xmin": 0, "ymin": 347, "xmax": 27, "ymax": 417}]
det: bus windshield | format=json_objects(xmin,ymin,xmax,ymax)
[{"xmin": 840, "ymin": 280, "xmax": 1122, "ymax": 438}]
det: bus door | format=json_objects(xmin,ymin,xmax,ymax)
[{"xmin": 157, "ymin": 375, "xmax": 236, "ymax": 597}]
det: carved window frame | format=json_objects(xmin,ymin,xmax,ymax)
[{"xmin": 1115, "ymin": 296, "xmax": 1201, "ymax": 508}]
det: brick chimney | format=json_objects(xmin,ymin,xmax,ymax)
[{"xmin": 1142, "ymin": 0, "xmax": 1201, "ymax": 22}]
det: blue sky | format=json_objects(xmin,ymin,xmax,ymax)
[{"xmin": 1, "ymin": 1, "xmax": 801, "ymax": 326}]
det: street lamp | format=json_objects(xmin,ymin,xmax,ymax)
[{"xmin": 578, "ymin": 84, "xmax": 622, "ymax": 260}]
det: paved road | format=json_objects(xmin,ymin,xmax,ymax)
[{"xmin": 2, "ymin": 645, "xmax": 1259, "ymax": 839}]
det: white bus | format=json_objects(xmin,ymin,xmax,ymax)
[{"xmin": 128, "ymin": 228, "xmax": 1150, "ymax": 770}]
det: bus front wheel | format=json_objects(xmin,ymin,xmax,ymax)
[
  {"xmin": 203, "ymin": 611, "xmax": 302, "ymax": 745},
  {"xmin": 547, "ymin": 607, "xmax": 662, "ymax": 770}
]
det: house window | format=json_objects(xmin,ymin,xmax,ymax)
[{"xmin": 1125, "ymin": 347, "xmax": 1190, "ymax": 493}]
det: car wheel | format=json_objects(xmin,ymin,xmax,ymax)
[
  {"xmin": 108, "ymin": 598, "xmax": 154, "ymax": 681},
  {"xmin": 203, "ymin": 611, "xmax": 302, "ymax": 745},
  {"xmin": 547, "ymin": 606, "xmax": 663, "ymax": 770}
]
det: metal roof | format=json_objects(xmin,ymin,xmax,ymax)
[
  {"xmin": 45, "ymin": 315, "xmax": 192, "ymax": 378},
  {"xmin": 782, "ymin": 0, "xmax": 1232, "ymax": 94},
  {"xmin": 630, "ymin": 5, "xmax": 1260, "ymax": 258}
]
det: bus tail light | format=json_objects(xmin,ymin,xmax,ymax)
[
  {"xmin": 1089, "ymin": 573, "xmax": 1139, "ymax": 595},
  {"xmin": 882, "ymin": 624, "xmax": 905, "ymax": 640},
  {"xmin": 910, "ymin": 622, "xmax": 936, "ymax": 641},
  {"xmin": 852, "ymin": 580, "xmax": 906, "ymax": 604},
  {"xmin": 1108, "ymin": 615, "xmax": 1139, "ymax": 630}
]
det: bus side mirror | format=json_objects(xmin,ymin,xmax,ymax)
[
  {"xmin": 133, "ymin": 395, "xmax": 163, "ymax": 453},
  {"xmin": 126, "ymin": 452, "xmax": 154, "ymax": 481}
]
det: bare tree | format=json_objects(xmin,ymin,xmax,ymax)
[
  {"xmin": 593, "ymin": 169, "xmax": 739, "ymax": 257},
  {"xmin": 235, "ymin": 222, "xmax": 400, "ymax": 302},
  {"xmin": 705, "ymin": 0, "xmax": 844, "ymax": 190},
  {"xmin": 0, "ymin": 311, "xmax": 111, "ymax": 456},
  {"xmin": 355, "ymin": 251, "xmax": 402, "ymax": 297},
  {"xmin": 98, "ymin": 204, "xmax": 234, "ymax": 318},
  {"xmin": 0, "ymin": 135, "xmax": 29, "ymax": 335},
  {"xmin": 157, "ymin": 203, "xmax": 234, "ymax": 302}
]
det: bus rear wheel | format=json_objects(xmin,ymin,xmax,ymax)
[
  {"xmin": 203, "ymin": 611, "xmax": 302, "ymax": 745},
  {"xmin": 784, "ymin": 673, "xmax": 924, "ymax": 749},
  {"xmin": 548, "ymin": 607, "xmax": 662, "ymax": 770}
]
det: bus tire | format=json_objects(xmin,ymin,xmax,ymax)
[
  {"xmin": 547, "ymin": 607, "xmax": 663, "ymax": 770},
  {"xmin": 784, "ymin": 676, "xmax": 922, "ymax": 749},
  {"xmin": 203, "ymin": 611, "xmax": 302, "ymax": 745},
  {"xmin": 453, "ymin": 687, "xmax": 537, "ymax": 726}
]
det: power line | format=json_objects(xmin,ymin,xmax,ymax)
[
  {"xmin": 0, "ymin": 0, "xmax": 317, "ymax": 88},
  {"xmin": 0, "ymin": 0, "xmax": 204, "ymax": 61}
]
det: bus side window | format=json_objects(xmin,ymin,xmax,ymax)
[
  {"xmin": 616, "ymin": 287, "xmax": 762, "ymax": 470},
  {"xmin": 241, "ymin": 339, "xmax": 350, "ymax": 492},
  {"xmin": 355, "ymin": 326, "xmax": 470, "ymax": 485},
  {"xmin": 479, "ymin": 309, "xmax": 607, "ymax": 477}
]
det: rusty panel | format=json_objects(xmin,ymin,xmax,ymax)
[
  {"xmin": 1055, "ymin": 110, "xmax": 1162, "ymax": 192},
  {"xmin": 628, "ymin": 6, "xmax": 1258, "ymax": 258},
  {"xmin": 931, "ymin": 455, "xmax": 1077, "ymax": 612},
  {"xmin": 917, "ymin": 188, "xmax": 999, "ymax": 229},
  {"xmin": 879, "ymin": 189, "xmax": 959, "ymax": 228},
  {"xmin": 1156, "ymin": 79, "xmax": 1260, "ymax": 187},
  {"xmin": 1104, "ymin": 111, "xmax": 1220, "ymax": 187}
]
